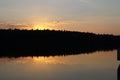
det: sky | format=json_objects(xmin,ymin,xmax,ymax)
[{"xmin": 0, "ymin": 0, "xmax": 120, "ymax": 35}]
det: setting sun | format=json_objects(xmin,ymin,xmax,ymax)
[
  {"xmin": 31, "ymin": 22, "xmax": 55, "ymax": 30},
  {"xmin": 33, "ymin": 24, "xmax": 46, "ymax": 30}
]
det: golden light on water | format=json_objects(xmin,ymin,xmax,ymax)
[
  {"xmin": 32, "ymin": 56, "xmax": 66, "ymax": 64},
  {"xmin": 0, "ymin": 56, "xmax": 65, "ymax": 64},
  {"xmin": 0, "ymin": 50, "xmax": 117, "ymax": 66}
]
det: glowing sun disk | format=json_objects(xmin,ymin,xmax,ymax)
[{"xmin": 33, "ymin": 24, "xmax": 46, "ymax": 30}]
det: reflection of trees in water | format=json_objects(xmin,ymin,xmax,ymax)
[
  {"xmin": 0, "ymin": 47, "xmax": 117, "ymax": 58},
  {"xmin": 118, "ymin": 49, "xmax": 120, "ymax": 61}
]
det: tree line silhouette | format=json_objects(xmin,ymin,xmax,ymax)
[{"xmin": 0, "ymin": 29, "xmax": 120, "ymax": 57}]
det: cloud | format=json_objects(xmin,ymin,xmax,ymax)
[
  {"xmin": 79, "ymin": 0, "xmax": 89, "ymax": 3},
  {"xmin": 0, "ymin": 23, "xmax": 30, "ymax": 29}
]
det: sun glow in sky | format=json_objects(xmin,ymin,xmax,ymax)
[
  {"xmin": 0, "ymin": 0, "xmax": 120, "ymax": 34},
  {"xmin": 33, "ymin": 25, "xmax": 45, "ymax": 30},
  {"xmin": 33, "ymin": 24, "xmax": 49, "ymax": 30},
  {"xmin": 31, "ymin": 22, "xmax": 56, "ymax": 30}
]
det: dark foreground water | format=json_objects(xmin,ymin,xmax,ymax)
[{"xmin": 0, "ymin": 50, "xmax": 119, "ymax": 80}]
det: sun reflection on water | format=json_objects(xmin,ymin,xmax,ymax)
[
  {"xmin": 0, "ymin": 56, "xmax": 67, "ymax": 65},
  {"xmin": 32, "ymin": 56, "xmax": 66, "ymax": 64},
  {"xmin": 0, "ymin": 50, "xmax": 117, "ymax": 66}
]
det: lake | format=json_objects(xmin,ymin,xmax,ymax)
[{"xmin": 0, "ymin": 50, "xmax": 119, "ymax": 80}]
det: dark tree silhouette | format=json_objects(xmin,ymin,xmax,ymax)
[{"xmin": 0, "ymin": 29, "xmax": 120, "ymax": 57}]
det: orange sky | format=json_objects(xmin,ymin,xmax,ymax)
[{"xmin": 0, "ymin": 0, "xmax": 120, "ymax": 35}]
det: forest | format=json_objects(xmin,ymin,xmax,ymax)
[{"xmin": 0, "ymin": 29, "xmax": 120, "ymax": 57}]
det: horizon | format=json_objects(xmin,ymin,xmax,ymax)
[{"xmin": 1, "ymin": 28, "xmax": 120, "ymax": 37}]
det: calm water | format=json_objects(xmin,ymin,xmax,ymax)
[{"xmin": 0, "ymin": 50, "xmax": 119, "ymax": 80}]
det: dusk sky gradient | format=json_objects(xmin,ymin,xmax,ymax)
[{"xmin": 0, "ymin": 0, "xmax": 120, "ymax": 34}]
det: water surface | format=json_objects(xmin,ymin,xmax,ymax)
[{"xmin": 0, "ymin": 50, "xmax": 119, "ymax": 80}]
